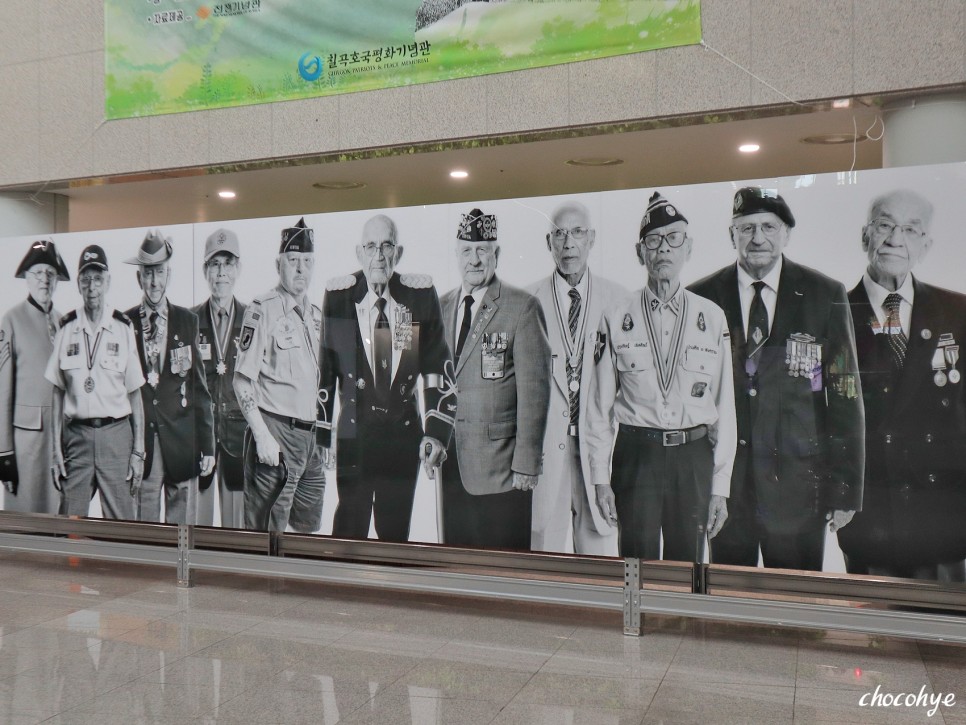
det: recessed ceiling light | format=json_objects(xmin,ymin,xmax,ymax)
[
  {"xmin": 565, "ymin": 157, "xmax": 623, "ymax": 167},
  {"xmin": 217, "ymin": 190, "xmax": 236, "ymax": 199},
  {"xmin": 738, "ymin": 143, "xmax": 760, "ymax": 153},
  {"xmin": 800, "ymin": 134, "xmax": 868, "ymax": 145},
  {"xmin": 450, "ymin": 170, "xmax": 469, "ymax": 179},
  {"xmin": 832, "ymin": 99, "xmax": 852, "ymax": 109},
  {"xmin": 312, "ymin": 181, "xmax": 367, "ymax": 190}
]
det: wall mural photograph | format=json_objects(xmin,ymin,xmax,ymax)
[{"xmin": 2, "ymin": 161, "xmax": 965, "ymax": 585}]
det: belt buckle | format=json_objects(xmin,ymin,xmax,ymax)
[{"xmin": 663, "ymin": 430, "xmax": 685, "ymax": 446}]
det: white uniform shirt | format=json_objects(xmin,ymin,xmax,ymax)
[
  {"xmin": 862, "ymin": 271, "xmax": 915, "ymax": 336},
  {"xmin": 356, "ymin": 287, "xmax": 403, "ymax": 381},
  {"xmin": 45, "ymin": 308, "xmax": 144, "ymax": 420}
]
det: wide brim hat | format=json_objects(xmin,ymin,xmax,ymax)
[
  {"xmin": 15, "ymin": 239, "xmax": 70, "ymax": 281},
  {"xmin": 125, "ymin": 229, "xmax": 174, "ymax": 265}
]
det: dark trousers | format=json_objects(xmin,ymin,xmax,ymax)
[
  {"xmin": 611, "ymin": 427, "xmax": 712, "ymax": 562},
  {"xmin": 711, "ymin": 471, "xmax": 825, "ymax": 571},
  {"xmin": 332, "ymin": 421, "xmax": 421, "ymax": 543},
  {"xmin": 440, "ymin": 443, "xmax": 532, "ymax": 551}
]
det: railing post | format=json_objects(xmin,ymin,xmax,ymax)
[
  {"xmin": 623, "ymin": 557, "xmax": 642, "ymax": 636},
  {"xmin": 692, "ymin": 562, "xmax": 708, "ymax": 594},
  {"xmin": 269, "ymin": 532, "xmax": 283, "ymax": 557},
  {"xmin": 177, "ymin": 524, "xmax": 193, "ymax": 588}
]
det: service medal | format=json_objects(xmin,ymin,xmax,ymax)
[
  {"xmin": 216, "ymin": 361, "xmax": 227, "ymax": 376},
  {"xmin": 569, "ymin": 379, "xmax": 580, "ymax": 393},
  {"xmin": 84, "ymin": 376, "xmax": 95, "ymax": 393},
  {"xmin": 147, "ymin": 371, "xmax": 160, "ymax": 387},
  {"xmin": 181, "ymin": 397, "xmax": 187, "ymax": 408},
  {"xmin": 935, "ymin": 370, "xmax": 948, "ymax": 387},
  {"xmin": 356, "ymin": 379, "xmax": 366, "ymax": 390},
  {"xmin": 950, "ymin": 370, "xmax": 961, "ymax": 384}
]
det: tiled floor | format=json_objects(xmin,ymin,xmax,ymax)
[{"xmin": 0, "ymin": 551, "xmax": 963, "ymax": 724}]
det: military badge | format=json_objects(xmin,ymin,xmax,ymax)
[
  {"xmin": 921, "ymin": 328, "xmax": 932, "ymax": 340},
  {"xmin": 67, "ymin": 342, "xmax": 80, "ymax": 356},
  {"xmin": 622, "ymin": 314, "xmax": 633, "ymax": 332},
  {"xmin": 697, "ymin": 312, "xmax": 706, "ymax": 332},
  {"xmin": 240, "ymin": 325, "xmax": 255, "ymax": 351},
  {"xmin": 594, "ymin": 332, "xmax": 607, "ymax": 365},
  {"xmin": 691, "ymin": 382, "xmax": 707, "ymax": 397},
  {"xmin": 107, "ymin": 342, "xmax": 119, "ymax": 356},
  {"xmin": 356, "ymin": 378, "xmax": 366, "ymax": 390}
]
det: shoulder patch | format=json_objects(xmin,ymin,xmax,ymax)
[
  {"xmin": 112, "ymin": 310, "xmax": 132, "ymax": 326},
  {"xmin": 326, "ymin": 275, "xmax": 356, "ymax": 292},
  {"xmin": 60, "ymin": 310, "xmax": 78, "ymax": 326},
  {"xmin": 400, "ymin": 273, "xmax": 432, "ymax": 289}
]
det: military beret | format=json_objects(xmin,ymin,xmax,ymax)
[{"xmin": 732, "ymin": 187, "xmax": 795, "ymax": 228}]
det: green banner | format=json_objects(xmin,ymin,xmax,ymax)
[{"xmin": 105, "ymin": 0, "xmax": 701, "ymax": 119}]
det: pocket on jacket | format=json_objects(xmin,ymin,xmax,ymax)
[
  {"xmin": 13, "ymin": 405, "xmax": 42, "ymax": 431},
  {"xmin": 487, "ymin": 420, "xmax": 517, "ymax": 440},
  {"xmin": 615, "ymin": 351, "xmax": 652, "ymax": 373}
]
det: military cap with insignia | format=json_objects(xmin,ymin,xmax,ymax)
[
  {"xmin": 125, "ymin": 229, "xmax": 174, "ymax": 266},
  {"xmin": 78, "ymin": 245, "xmax": 110, "ymax": 274},
  {"xmin": 204, "ymin": 228, "xmax": 241, "ymax": 261},
  {"xmin": 280, "ymin": 217, "xmax": 315, "ymax": 254},
  {"xmin": 457, "ymin": 208, "xmax": 497, "ymax": 242},
  {"xmin": 15, "ymin": 239, "xmax": 70, "ymax": 281},
  {"xmin": 732, "ymin": 187, "xmax": 796, "ymax": 228},
  {"xmin": 640, "ymin": 191, "xmax": 688, "ymax": 239}
]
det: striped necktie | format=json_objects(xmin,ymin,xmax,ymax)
[{"xmin": 883, "ymin": 293, "xmax": 907, "ymax": 370}]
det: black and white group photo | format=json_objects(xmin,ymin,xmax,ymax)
[{"xmin": 2, "ymin": 161, "xmax": 965, "ymax": 583}]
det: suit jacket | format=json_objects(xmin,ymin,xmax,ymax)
[
  {"xmin": 527, "ymin": 271, "xmax": 629, "ymax": 536},
  {"xmin": 837, "ymin": 277, "xmax": 966, "ymax": 563},
  {"xmin": 126, "ymin": 301, "xmax": 216, "ymax": 485},
  {"xmin": 689, "ymin": 257, "xmax": 865, "ymax": 532},
  {"xmin": 319, "ymin": 271, "xmax": 454, "ymax": 462},
  {"xmin": 441, "ymin": 276, "xmax": 551, "ymax": 495}
]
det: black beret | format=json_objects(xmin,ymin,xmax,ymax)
[{"xmin": 732, "ymin": 187, "xmax": 795, "ymax": 228}]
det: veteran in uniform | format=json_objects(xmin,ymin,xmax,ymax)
[
  {"xmin": 193, "ymin": 228, "xmax": 247, "ymax": 528},
  {"xmin": 233, "ymin": 218, "xmax": 326, "ymax": 533},
  {"xmin": 587, "ymin": 192, "xmax": 736, "ymax": 562},
  {"xmin": 690, "ymin": 187, "xmax": 865, "ymax": 571},
  {"xmin": 46, "ymin": 246, "xmax": 146, "ymax": 519},
  {"xmin": 838, "ymin": 190, "xmax": 966, "ymax": 581},
  {"xmin": 440, "ymin": 208, "xmax": 551, "ymax": 551},
  {"xmin": 526, "ymin": 201, "xmax": 629, "ymax": 555},
  {"xmin": 125, "ymin": 231, "xmax": 215, "ymax": 524},
  {"xmin": 319, "ymin": 214, "xmax": 453, "ymax": 542},
  {"xmin": 1, "ymin": 240, "xmax": 70, "ymax": 514}
]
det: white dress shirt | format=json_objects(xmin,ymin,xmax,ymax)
[
  {"xmin": 356, "ymin": 287, "xmax": 403, "ymax": 381},
  {"xmin": 862, "ymin": 271, "xmax": 915, "ymax": 336},
  {"xmin": 737, "ymin": 257, "xmax": 782, "ymax": 339},
  {"xmin": 454, "ymin": 284, "xmax": 489, "ymax": 351}
]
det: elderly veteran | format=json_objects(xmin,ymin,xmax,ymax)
[
  {"xmin": 125, "ymin": 231, "xmax": 216, "ymax": 524},
  {"xmin": 586, "ymin": 192, "xmax": 736, "ymax": 562},
  {"xmin": 838, "ymin": 189, "xmax": 966, "ymax": 582},
  {"xmin": 526, "ymin": 201, "xmax": 629, "ymax": 555},
  {"xmin": 690, "ymin": 187, "xmax": 865, "ymax": 571},
  {"xmin": 233, "ymin": 218, "xmax": 326, "ymax": 533},
  {"xmin": 0, "ymin": 240, "xmax": 70, "ymax": 514},
  {"xmin": 439, "ymin": 208, "xmax": 551, "ymax": 551},
  {"xmin": 46, "ymin": 245, "xmax": 146, "ymax": 520},
  {"xmin": 319, "ymin": 214, "xmax": 453, "ymax": 543},
  {"xmin": 193, "ymin": 228, "xmax": 247, "ymax": 528}
]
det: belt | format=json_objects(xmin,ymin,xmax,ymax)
[
  {"xmin": 71, "ymin": 416, "xmax": 128, "ymax": 429},
  {"xmin": 619, "ymin": 424, "xmax": 708, "ymax": 447},
  {"xmin": 261, "ymin": 408, "xmax": 315, "ymax": 431}
]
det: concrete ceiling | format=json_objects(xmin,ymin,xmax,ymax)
[{"xmin": 61, "ymin": 104, "xmax": 882, "ymax": 232}]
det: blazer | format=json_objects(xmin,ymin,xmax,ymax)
[
  {"xmin": 689, "ymin": 257, "xmax": 865, "ymax": 532},
  {"xmin": 440, "ymin": 276, "xmax": 551, "ymax": 495},
  {"xmin": 527, "ymin": 271, "xmax": 629, "ymax": 536},
  {"xmin": 126, "ymin": 301, "xmax": 216, "ymax": 485},
  {"xmin": 837, "ymin": 277, "xmax": 966, "ymax": 563},
  {"xmin": 319, "ymin": 271, "xmax": 454, "ymax": 460}
]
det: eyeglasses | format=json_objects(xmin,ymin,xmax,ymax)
[
  {"xmin": 732, "ymin": 221, "xmax": 785, "ymax": 241},
  {"xmin": 362, "ymin": 241, "xmax": 396, "ymax": 257},
  {"xmin": 640, "ymin": 231, "xmax": 687, "ymax": 250},
  {"xmin": 550, "ymin": 227, "xmax": 590, "ymax": 243},
  {"xmin": 25, "ymin": 269, "xmax": 58, "ymax": 281},
  {"xmin": 868, "ymin": 218, "xmax": 926, "ymax": 240},
  {"xmin": 206, "ymin": 258, "xmax": 238, "ymax": 272},
  {"xmin": 78, "ymin": 275, "xmax": 106, "ymax": 289}
]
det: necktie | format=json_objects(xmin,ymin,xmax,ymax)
[
  {"xmin": 455, "ymin": 295, "xmax": 473, "ymax": 364},
  {"xmin": 147, "ymin": 311, "xmax": 160, "ymax": 378},
  {"xmin": 216, "ymin": 308, "xmax": 229, "ymax": 346},
  {"xmin": 567, "ymin": 288, "xmax": 582, "ymax": 429},
  {"xmin": 746, "ymin": 281, "xmax": 769, "ymax": 362},
  {"xmin": 374, "ymin": 297, "xmax": 391, "ymax": 390},
  {"xmin": 293, "ymin": 304, "xmax": 304, "ymax": 321},
  {"xmin": 883, "ymin": 293, "xmax": 907, "ymax": 370}
]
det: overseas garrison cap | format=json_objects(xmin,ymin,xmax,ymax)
[
  {"xmin": 15, "ymin": 239, "xmax": 70, "ymax": 281},
  {"xmin": 125, "ymin": 229, "xmax": 174, "ymax": 266},
  {"xmin": 640, "ymin": 191, "xmax": 688, "ymax": 239},
  {"xmin": 732, "ymin": 187, "xmax": 796, "ymax": 228},
  {"xmin": 204, "ymin": 228, "xmax": 241, "ymax": 262},
  {"xmin": 78, "ymin": 245, "xmax": 109, "ymax": 274},
  {"xmin": 279, "ymin": 217, "xmax": 314, "ymax": 254},
  {"xmin": 457, "ymin": 208, "xmax": 497, "ymax": 242}
]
